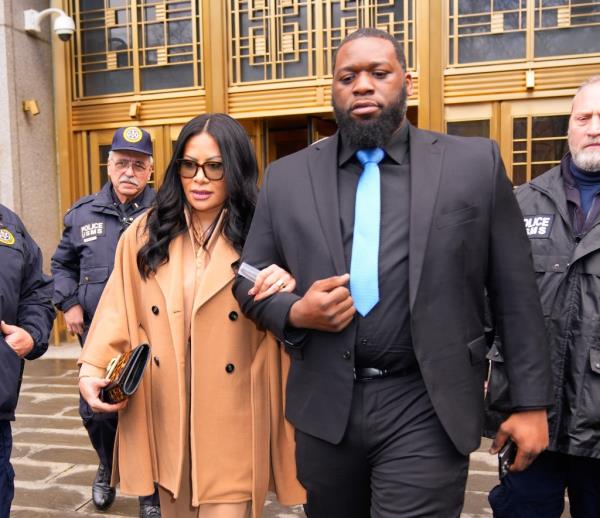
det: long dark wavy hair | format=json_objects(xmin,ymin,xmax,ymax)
[{"xmin": 137, "ymin": 113, "xmax": 258, "ymax": 279}]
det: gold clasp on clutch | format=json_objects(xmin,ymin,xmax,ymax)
[{"xmin": 106, "ymin": 355, "xmax": 121, "ymax": 379}]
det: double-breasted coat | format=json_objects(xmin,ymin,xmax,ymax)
[{"xmin": 79, "ymin": 215, "xmax": 305, "ymax": 516}]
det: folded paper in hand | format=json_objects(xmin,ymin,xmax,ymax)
[
  {"xmin": 238, "ymin": 262, "xmax": 260, "ymax": 283},
  {"xmin": 100, "ymin": 343, "xmax": 150, "ymax": 404}
]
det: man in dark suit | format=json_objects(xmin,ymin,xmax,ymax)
[{"xmin": 234, "ymin": 28, "xmax": 553, "ymax": 517}]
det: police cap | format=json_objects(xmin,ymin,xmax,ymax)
[{"xmin": 111, "ymin": 126, "xmax": 153, "ymax": 156}]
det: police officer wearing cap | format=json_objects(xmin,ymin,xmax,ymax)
[
  {"xmin": 51, "ymin": 127, "xmax": 160, "ymax": 516},
  {"xmin": 1, "ymin": 204, "xmax": 54, "ymax": 516}
]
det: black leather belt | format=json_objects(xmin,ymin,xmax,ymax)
[{"xmin": 353, "ymin": 364, "xmax": 419, "ymax": 382}]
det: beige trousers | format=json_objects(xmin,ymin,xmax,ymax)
[
  {"xmin": 158, "ymin": 487, "xmax": 250, "ymax": 518},
  {"xmin": 158, "ymin": 450, "xmax": 250, "ymax": 518}
]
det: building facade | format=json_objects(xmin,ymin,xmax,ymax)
[
  {"xmin": 53, "ymin": 0, "xmax": 600, "ymax": 211},
  {"xmin": 6, "ymin": 0, "xmax": 599, "ymax": 339},
  {"xmin": 52, "ymin": 0, "xmax": 600, "ymax": 210}
]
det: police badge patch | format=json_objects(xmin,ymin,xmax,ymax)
[
  {"xmin": 523, "ymin": 214, "xmax": 554, "ymax": 238},
  {"xmin": 0, "ymin": 228, "xmax": 15, "ymax": 246},
  {"xmin": 123, "ymin": 127, "xmax": 143, "ymax": 143},
  {"xmin": 81, "ymin": 222, "xmax": 105, "ymax": 242}
]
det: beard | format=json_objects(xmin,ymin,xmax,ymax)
[
  {"xmin": 570, "ymin": 140, "xmax": 600, "ymax": 173},
  {"xmin": 333, "ymin": 84, "xmax": 407, "ymax": 149}
]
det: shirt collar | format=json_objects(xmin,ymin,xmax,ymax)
[
  {"xmin": 338, "ymin": 120, "xmax": 410, "ymax": 167},
  {"xmin": 110, "ymin": 185, "xmax": 146, "ymax": 211}
]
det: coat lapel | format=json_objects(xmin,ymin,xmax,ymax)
[
  {"xmin": 409, "ymin": 126, "xmax": 444, "ymax": 310},
  {"xmin": 307, "ymin": 133, "xmax": 346, "ymax": 275},
  {"xmin": 193, "ymin": 232, "xmax": 239, "ymax": 312}
]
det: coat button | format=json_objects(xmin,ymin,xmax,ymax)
[
  {"xmin": 228, "ymin": 311, "xmax": 238, "ymax": 321},
  {"xmin": 151, "ymin": 305, "xmax": 159, "ymax": 315},
  {"xmin": 552, "ymin": 263, "xmax": 560, "ymax": 272},
  {"xmin": 225, "ymin": 363, "xmax": 235, "ymax": 373},
  {"xmin": 153, "ymin": 356, "xmax": 160, "ymax": 366},
  {"xmin": 342, "ymin": 350, "xmax": 351, "ymax": 360},
  {"xmin": 360, "ymin": 338, "xmax": 368, "ymax": 345},
  {"xmin": 84, "ymin": 276, "xmax": 90, "ymax": 282}
]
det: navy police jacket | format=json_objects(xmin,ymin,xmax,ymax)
[
  {"xmin": 487, "ymin": 155, "xmax": 600, "ymax": 459},
  {"xmin": 514, "ymin": 157, "xmax": 600, "ymax": 459},
  {"xmin": 51, "ymin": 182, "xmax": 155, "ymax": 340},
  {"xmin": 0, "ymin": 204, "xmax": 55, "ymax": 421}
]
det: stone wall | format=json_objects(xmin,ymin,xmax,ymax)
[{"xmin": 0, "ymin": 0, "xmax": 59, "ymax": 269}]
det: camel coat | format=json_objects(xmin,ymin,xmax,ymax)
[{"xmin": 79, "ymin": 216, "xmax": 305, "ymax": 516}]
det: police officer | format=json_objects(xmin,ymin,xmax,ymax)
[
  {"xmin": 51, "ymin": 127, "xmax": 160, "ymax": 516},
  {"xmin": 488, "ymin": 76, "xmax": 600, "ymax": 517},
  {"xmin": 0, "ymin": 204, "xmax": 54, "ymax": 516}
]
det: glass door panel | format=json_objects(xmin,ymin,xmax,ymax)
[
  {"xmin": 501, "ymin": 98, "xmax": 571, "ymax": 186},
  {"xmin": 445, "ymin": 102, "xmax": 496, "ymax": 139}
]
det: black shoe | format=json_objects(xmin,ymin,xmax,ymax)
[
  {"xmin": 92, "ymin": 463, "xmax": 116, "ymax": 510},
  {"xmin": 139, "ymin": 504, "xmax": 161, "ymax": 518}
]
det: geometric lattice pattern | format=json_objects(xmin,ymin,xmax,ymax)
[
  {"xmin": 448, "ymin": 0, "xmax": 527, "ymax": 65},
  {"xmin": 449, "ymin": 0, "xmax": 600, "ymax": 65},
  {"xmin": 534, "ymin": 0, "xmax": 600, "ymax": 58},
  {"xmin": 229, "ymin": 0, "xmax": 415, "ymax": 85},
  {"xmin": 512, "ymin": 114, "xmax": 569, "ymax": 186},
  {"xmin": 71, "ymin": 0, "xmax": 202, "ymax": 98}
]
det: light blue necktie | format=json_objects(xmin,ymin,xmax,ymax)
[{"xmin": 350, "ymin": 147, "xmax": 384, "ymax": 317}]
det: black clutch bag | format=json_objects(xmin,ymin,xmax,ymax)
[{"xmin": 100, "ymin": 343, "xmax": 150, "ymax": 404}]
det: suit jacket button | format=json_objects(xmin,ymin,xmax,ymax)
[
  {"xmin": 151, "ymin": 305, "xmax": 159, "ymax": 315},
  {"xmin": 153, "ymin": 356, "xmax": 160, "ymax": 366},
  {"xmin": 225, "ymin": 363, "xmax": 235, "ymax": 373},
  {"xmin": 342, "ymin": 350, "xmax": 351, "ymax": 360},
  {"xmin": 228, "ymin": 311, "xmax": 238, "ymax": 321}
]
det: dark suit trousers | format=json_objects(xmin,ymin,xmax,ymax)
[
  {"xmin": 295, "ymin": 371, "xmax": 469, "ymax": 518},
  {"xmin": 77, "ymin": 334, "xmax": 117, "ymax": 470}
]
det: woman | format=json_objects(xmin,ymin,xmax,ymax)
[{"xmin": 78, "ymin": 114, "xmax": 305, "ymax": 518}]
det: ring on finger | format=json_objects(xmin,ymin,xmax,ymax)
[{"xmin": 274, "ymin": 279, "xmax": 286, "ymax": 289}]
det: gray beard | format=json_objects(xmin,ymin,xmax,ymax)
[{"xmin": 571, "ymin": 148, "xmax": 600, "ymax": 173}]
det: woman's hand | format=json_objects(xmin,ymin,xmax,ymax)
[
  {"xmin": 79, "ymin": 376, "xmax": 127, "ymax": 413},
  {"xmin": 249, "ymin": 264, "xmax": 297, "ymax": 301}
]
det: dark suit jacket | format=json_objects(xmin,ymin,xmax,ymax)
[{"xmin": 234, "ymin": 125, "xmax": 553, "ymax": 455}]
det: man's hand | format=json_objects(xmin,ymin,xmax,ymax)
[
  {"xmin": 1, "ymin": 320, "xmax": 34, "ymax": 358},
  {"xmin": 288, "ymin": 274, "xmax": 355, "ymax": 332},
  {"xmin": 249, "ymin": 264, "xmax": 297, "ymax": 301},
  {"xmin": 64, "ymin": 304, "xmax": 85, "ymax": 336},
  {"xmin": 79, "ymin": 376, "xmax": 127, "ymax": 413},
  {"xmin": 490, "ymin": 409, "xmax": 549, "ymax": 472}
]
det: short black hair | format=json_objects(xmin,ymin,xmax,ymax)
[{"xmin": 333, "ymin": 28, "xmax": 407, "ymax": 72}]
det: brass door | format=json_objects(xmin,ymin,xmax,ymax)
[
  {"xmin": 500, "ymin": 98, "xmax": 571, "ymax": 186},
  {"xmin": 445, "ymin": 98, "xmax": 571, "ymax": 186}
]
